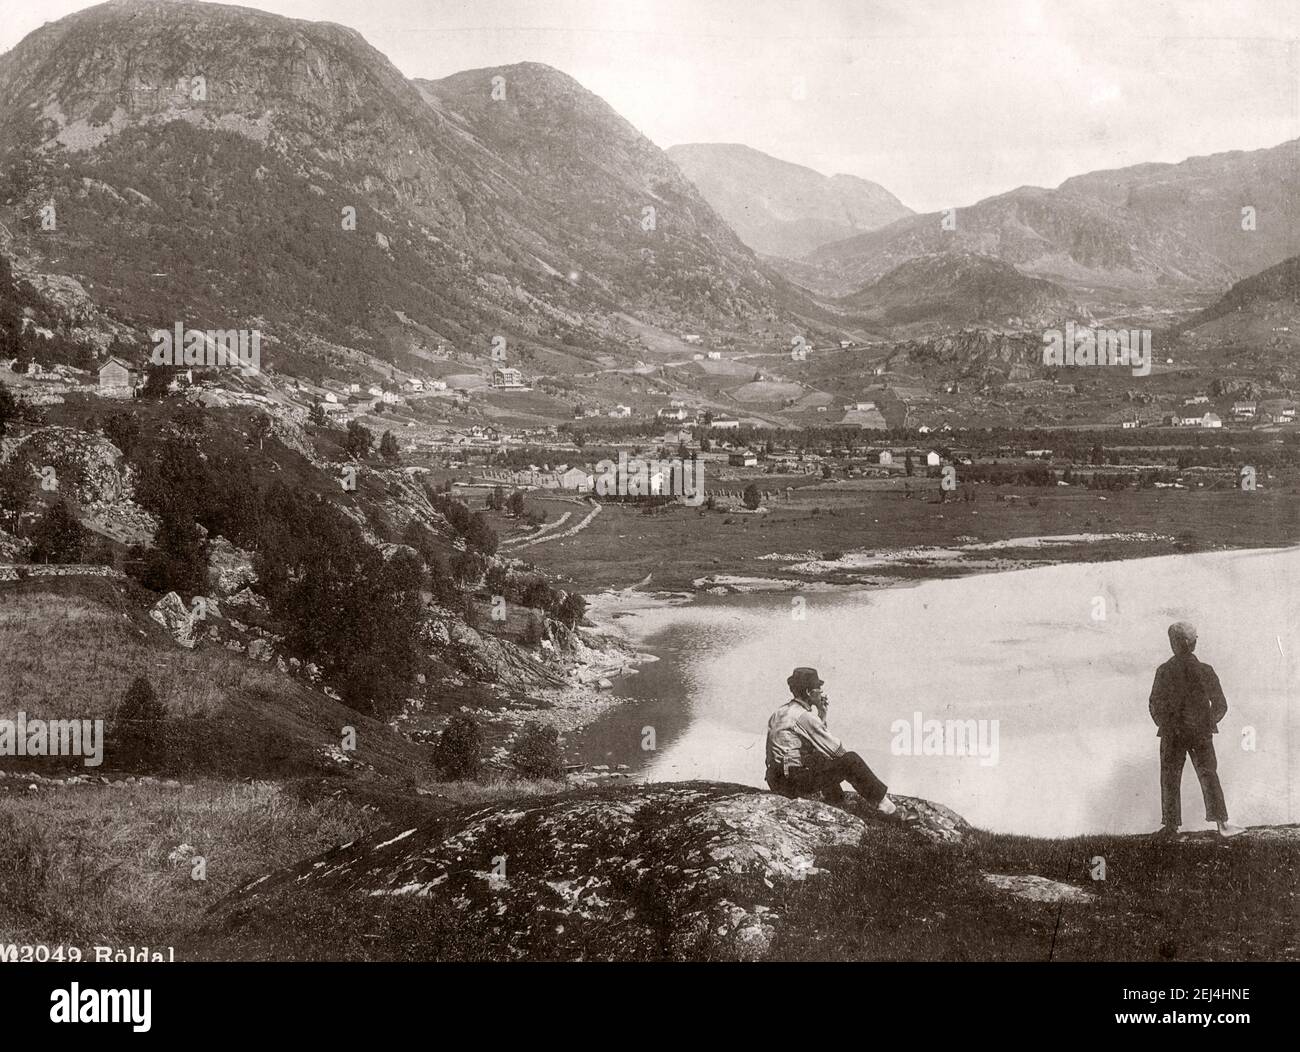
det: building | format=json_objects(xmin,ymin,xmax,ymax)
[
  {"xmin": 559, "ymin": 467, "xmax": 593, "ymax": 492},
  {"xmin": 706, "ymin": 351, "xmax": 722, "ymax": 360},
  {"xmin": 1232, "ymin": 401, "xmax": 1257, "ymax": 419},
  {"xmin": 683, "ymin": 334, "xmax": 702, "ymax": 344},
  {"xmin": 492, "ymin": 367, "xmax": 526, "ymax": 389},
  {"xmin": 657, "ymin": 406, "xmax": 689, "ymax": 422},
  {"xmin": 878, "ymin": 450, "xmax": 893, "ymax": 466},
  {"xmin": 710, "ymin": 415, "xmax": 740, "ymax": 430},
  {"xmin": 97, "ymin": 357, "xmax": 139, "ymax": 397},
  {"xmin": 925, "ymin": 450, "xmax": 942, "ymax": 467},
  {"xmin": 728, "ymin": 450, "xmax": 759, "ymax": 467},
  {"xmin": 608, "ymin": 404, "xmax": 632, "ymax": 419},
  {"xmin": 1200, "ymin": 412, "xmax": 1222, "ymax": 429}
]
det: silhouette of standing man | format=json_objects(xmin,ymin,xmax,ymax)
[{"xmin": 1149, "ymin": 622, "xmax": 1243, "ymax": 838}]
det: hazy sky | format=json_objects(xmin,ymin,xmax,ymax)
[{"xmin": 2, "ymin": 0, "xmax": 1297, "ymax": 211}]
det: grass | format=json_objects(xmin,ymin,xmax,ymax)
[
  {"xmin": 0, "ymin": 772, "xmax": 569, "ymax": 955},
  {"xmin": 770, "ymin": 825, "xmax": 1300, "ymax": 961},
  {"xmin": 521, "ymin": 486, "xmax": 1300, "ymax": 591},
  {"xmin": 0, "ymin": 576, "xmax": 433, "ymax": 780}
]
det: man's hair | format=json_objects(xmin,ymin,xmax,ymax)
[{"xmin": 1168, "ymin": 621, "xmax": 1197, "ymax": 653}]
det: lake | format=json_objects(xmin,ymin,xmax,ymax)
[{"xmin": 572, "ymin": 547, "xmax": 1300, "ymax": 836}]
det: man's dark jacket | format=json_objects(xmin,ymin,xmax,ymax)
[{"xmin": 1149, "ymin": 652, "xmax": 1228, "ymax": 739}]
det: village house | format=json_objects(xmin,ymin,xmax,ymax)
[
  {"xmin": 706, "ymin": 351, "xmax": 722, "ymax": 360},
  {"xmin": 878, "ymin": 450, "xmax": 893, "ymax": 466},
  {"xmin": 728, "ymin": 449, "xmax": 759, "ymax": 467},
  {"xmin": 657, "ymin": 406, "xmax": 689, "ymax": 421},
  {"xmin": 1232, "ymin": 401, "xmax": 1257, "ymax": 419},
  {"xmin": 492, "ymin": 367, "xmax": 526, "ymax": 389},
  {"xmin": 1200, "ymin": 412, "xmax": 1222, "ymax": 429},
  {"xmin": 710, "ymin": 414, "xmax": 740, "ymax": 430},
  {"xmin": 608, "ymin": 404, "xmax": 632, "ymax": 419},
  {"xmin": 559, "ymin": 466, "xmax": 594, "ymax": 492},
  {"xmin": 925, "ymin": 450, "xmax": 942, "ymax": 467},
  {"xmin": 682, "ymin": 334, "xmax": 702, "ymax": 345},
  {"xmin": 97, "ymin": 356, "xmax": 139, "ymax": 397}
]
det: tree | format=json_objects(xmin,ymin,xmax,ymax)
[
  {"xmin": 345, "ymin": 419, "xmax": 371, "ymax": 459},
  {"xmin": 140, "ymin": 364, "xmax": 174, "ymax": 400},
  {"xmin": 464, "ymin": 511, "xmax": 498, "ymax": 556},
  {"xmin": 308, "ymin": 403, "xmax": 327, "ymax": 427},
  {"xmin": 507, "ymin": 490, "xmax": 525, "ymax": 518},
  {"xmin": 102, "ymin": 411, "xmax": 140, "ymax": 458},
  {"xmin": 110, "ymin": 676, "xmax": 169, "ymax": 772},
  {"xmin": 557, "ymin": 591, "xmax": 587, "ymax": 628},
  {"xmin": 508, "ymin": 722, "xmax": 563, "ymax": 779},
  {"xmin": 0, "ymin": 381, "xmax": 17, "ymax": 441},
  {"xmin": 432, "ymin": 713, "xmax": 482, "ymax": 780},
  {"xmin": 904, "ymin": 452, "xmax": 914, "ymax": 476},
  {"xmin": 0, "ymin": 457, "xmax": 32, "ymax": 534},
  {"xmin": 28, "ymin": 499, "xmax": 84, "ymax": 563},
  {"xmin": 487, "ymin": 485, "xmax": 505, "ymax": 511},
  {"xmin": 743, "ymin": 483, "xmax": 761, "ymax": 510},
  {"xmin": 379, "ymin": 430, "xmax": 400, "ymax": 463},
  {"xmin": 250, "ymin": 411, "xmax": 272, "ymax": 452}
]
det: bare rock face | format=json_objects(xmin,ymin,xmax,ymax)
[
  {"xmin": 206, "ymin": 535, "xmax": 257, "ymax": 597},
  {"xmin": 983, "ymin": 873, "xmax": 1096, "ymax": 904},
  {"xmin": 149, "ymin": 591, "xmax": 198, "ymax": 648},
  {"xmin": 217, "ymin": 782, "xmax": 904, "ymax": 961}
]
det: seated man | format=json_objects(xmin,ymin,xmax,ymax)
[{"xmin": 765, "ymin": 666, "xmax": 896, "ymax": 815}]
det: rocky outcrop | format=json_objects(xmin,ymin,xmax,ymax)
[
  {"xmin": 207, "ymin": 536, "xmax": 257, "ymax": 597},
  {"xmin": 214, "ymin": 781, "xmax": 967, "ymax": 960}
]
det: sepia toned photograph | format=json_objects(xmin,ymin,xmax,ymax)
[{"xmin": 0, "ymin": 0, "xmax": 1296, "ymax": 1014}]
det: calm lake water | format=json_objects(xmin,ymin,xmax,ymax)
[{"xmin": 572, "ymin": 547, "xmax": 1300, "ymax": 836}]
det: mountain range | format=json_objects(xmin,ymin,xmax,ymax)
[
  {"xmin": 0, "ymin": 0, "xmax": 810, "ymax": 382},
  {"xmin": 666, "ymin": 143, "xmax": 912, "ymax": 259},
  {"xmin": 0, "ymin": 0, "xmax": 1295, "ymax": 394},
  {"xmin": 787, "ymin": 140, "xmax": 1300, "ymax": 311}
]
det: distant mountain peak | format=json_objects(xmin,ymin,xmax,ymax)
[{"xmin": 667, "ymin": 142, "xmax": 912, "ymax": 259}]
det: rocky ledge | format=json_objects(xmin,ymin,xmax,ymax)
[{"xmin": 214, "ymin": 781, "xmax": 970, "ymax": 960}]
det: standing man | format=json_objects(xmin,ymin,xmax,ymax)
[
  {"xmin": 765, "ymin": 667, "xmax": 897, "ymax": 815},
  {"xmin": 1148, "ymin": 622, "xmax": 1243, "ymax": 838}
]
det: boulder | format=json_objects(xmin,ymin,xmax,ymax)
[
  {"xmin": 149, "ymin": 591, "xmax": 198, "ymax": 648},
  {"xmin": 215, "ymin": 782, "xmax": 892, "ymax": 961}
]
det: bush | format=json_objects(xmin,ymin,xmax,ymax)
[
  {"xmin": 109, "ymin": 675, "xmax": 169, "ymax": 772},
  {"xmin": 432, "ymin": 713, "xmax": 482, "ymax": 780},
  {"xmin": 28, "ymin": 499, "xmax": 86, "ymax": 563},
  {"xmin": 508, "ymin": 722, "xmax": 563, "ymax": 779}
]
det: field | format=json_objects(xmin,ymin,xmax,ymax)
[{"xmin": 518, "ymin": 483, "xmax": 1300, "ymax": 592}]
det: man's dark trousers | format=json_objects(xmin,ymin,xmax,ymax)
[
  {"xmin": 767, "ymin": 751, "xmax": 887, "ymax": 806},
  {"xmin": 1160, "ymin": 734, "xmax": 1228, "ymax": 826}
]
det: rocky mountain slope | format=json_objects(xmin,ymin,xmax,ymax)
[
  {"xmin": 667, "ymin": 142, "xmax": 912, "ymax": 259},
  {"xmin": 795, "ymin": 140, "xmax": 1300, "ymax": 310},
  {"xmin": 842, "ymin": 252, "xmax": 1078, "ymax": 334},
  {"xmin": 0, "ymin": 0, "xmax": 804, "ymax": 382}
]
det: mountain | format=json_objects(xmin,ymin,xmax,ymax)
[
  {"xmin": 667, "ymin": 143, "xmax": 912, "ymax": 259},
  {"xmin": 0, "ymin": 0, "xmax": 802, "ymax": 382},
  {"xmin": 1178, "ymin": 254, "xmax": 1300, "ymax": 357},
  {"xmin": 842, "ymin": 252, "xmax": 1078, "ymax": 334},
  {"xmin": 796, "ymin": 140, "xmax": 1300, "ymax": 309}
]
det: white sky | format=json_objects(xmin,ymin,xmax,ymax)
[{"xmin": 2, "ymin": 0, "xmax": 1298, "ymax": 211}]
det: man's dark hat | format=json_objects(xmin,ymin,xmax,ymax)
[{"xmin": 787, "ymin": 667, "xmax": 824, "ymax": 695}]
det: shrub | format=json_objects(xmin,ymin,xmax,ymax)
[
  {"xmin": 109, "ymin": 675, "xmax": 169, "ymax": 772},
  {"xmin": 432, "ymin": 713, "xmax": 482, "ymax": 780},
  {"xmin": 508, "ymin": 722, "xmax": 563, "ymax": 779}
]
